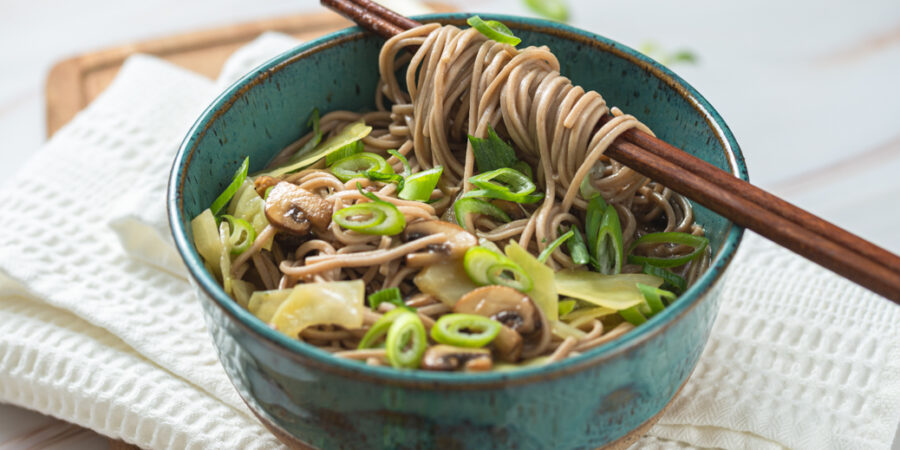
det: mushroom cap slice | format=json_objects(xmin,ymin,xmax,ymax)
[
  {"xmin": 453, "ymin": 285, "xmax": 538, "ymax": 335},
  {"xmin": 420, "ymin": 345, "xmax": 493, "ymax": 371},
  {"xmin": 264, "ymin": 181, "xmax": 332, "ymax": 235},
  {"xmin": 491, "ymin": 326, "xmax": 523, "ymax": 362},
  {"xmin": 401, "ymin": 220, "xmax": 477, "ymax": 267}
]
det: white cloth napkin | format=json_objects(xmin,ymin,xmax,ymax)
[{"xmin": 0, "ymin": 32, "xmax": 898, "ymax": 450}]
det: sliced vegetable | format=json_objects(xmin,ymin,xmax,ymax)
[
  {"xmin": 562, "ymin": 306, "xmax": 617, "ymax": 329},
  {"xmin": 191, "ymin": 208, "xmax": 222, "ymax": 274},
  {"xmin": 220, "ymin": 215, "xmax": 256, "ymax": 255},
  {"xmin": 431, "ymin": 313, "xmax": 502, "ymax": 348},
  {"xmin": 210, "ymin": 157, "xmax": 249, "ymax": 215},
  {"xmin": 524, "ymin": 0, "xmax": 569, "ymax": 22},
  {"xmin": 505, "ymin": 241, "xmax": 558, "ymax": 321},
  {"xmin": 325, "ymin": 140, "xmax": 363, "ymax": 166},
  {"xmin": 551, "ymin": 320, "xmax": 587, "ymax": 340},
  {"xmin": 468, "ymin": 168, "xmax": 543, "ymax": 203},
  {"xmin": 558, "ymin": 299, "xmax": 577, "ymax": 317},
  {"xmin": 591, "ymin": 205, "xmax": 623, "ymax": 274},
  {"xmin": 247, "ymin": 289, "xmax": 292, "ymax": 323},
  {"xmin": 329, "ymin": 152, "xmax": 393, "ymax": 182},
  {"xmin": 268, "ymin": 280, "xmax": 366, "ymax": 338},
  {"xmin": 332, "ymin": 185, "xmax": 406, "ymax": 235},
  {"xmin": 454, "ymin": 197, "xmax": 511, "ymax": 230},
  {"xmin": 385, "ymin": 312, "xmax": 427, "ymax": 369},
  {"xmin": 510, "ymin": 160, "xmax": 533, "ymax": 180},
  {"xmin": 387, "ymin": 149, "xmax": 411, "ymax": 177},
  {"xmin": 358, "ymin": 308, "xmax": 408, "ymax": 349},
  {"xmin": 619, "ymin": 306, "xmax": 648, "ymax": 326},
  {"xmin": 584, "ymin": 195, "xmax": 607, "ymax": 253},
  {"xmin": 627, "ymin": 232, "xmax": 709, "ymax": 268},
  {"xmin": 231, "ymin": 279, "xmax": 254, "ymax": 308},
  {"xmin": 227, "ymin": 180, "xmax": 272, "ymax": 250},
  {"xmin": 413, "ymin": 259, "xmax": 481, "ymax": 307},
  {"xmin": 467, "ymin": 15, "xmax": 522, "ymax": 46},
  {"xmin": 468, "ymin": 125, "xmax": 518, "ymax": 173},
  {"xmin": 217, "ymin": 220, "xmax": 234, "ymax": 295},
  {"xmin": 555, "ymin": 270, "xmax": 663, "ymax": 310},
  {"xmin": 368, "ymin": 287, "xmax": 406, "ymax": 310},
  {"xmin": 537, "ymin": 229, "xmax": 574, "ymax": 263},
  {"xmin": 399, "ymin": 166, "xmax": 443, "ymax": 202},
  {"xmin": 636, "ymin": 283, "xmax": 677, "ymax": 315},
  {"xmin": 642, "ymin": 263, "xmax": 687, "ymax": 293},
  {"xmin": 565, "ymin": 225, "xmax": 590, "ymax": 265},
  {"xmin": 265, "ymin": 120, "xmax": 372, "ymax": 177},
  {"xmin": 464, "ymin": 246, "xmax": 533, "ymax": 292}
]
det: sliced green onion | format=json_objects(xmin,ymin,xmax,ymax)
[
  {"xmin": 330, "ymin": 152, "xmax": 393, "ymax": 182},
  {"xmin": 511, "ymin": 160, "xmax": 533, "ymax": 179},
  {"xmin": 385, "ymin": 312, "xmax": 427, "ymax": 369},
  {"xmin": 537, "ymin": 230, "xmax": 574, "ymax": 263},
  {"xmin": 565, "ymin": 226, "xmax": 590, "ymax": 265},
  {"xmin": 210, "ymin": 157, "xmax": 249, "ymax": 215},
  {"xmin": 636, "ymin": 283, "xmax": 676, "ymax": 315},
  {"xmin": 468, "ymin": 125, "xmax": 518, "ymax": 173},
  {"xmin": 221, "ymin": 215, "xmax": 256, "ymax": 255},
  {"xmin": 467, "ymin": 16, "xmax": 521, "ymax": 46},
  {"xmin": 399, "ymin": 166, "xmax": 443, "ymax": 202},
  {"xmin": 642, "ymin": 263, "xmax": 687, "ymax": 293},
  {"xmin": 619, "ymin": 306, "xmax": 647, "ymax": 326},
  {"xmin": 387, "ymin": 149, "xmax": 411, "ymax": 178},
  {"xmin": 453, "ymin": 197, "xmax": 511, "ymax": 230},
  {"xmin": 468, "ymin": 168, "xmax": 542, "ymax": 204},
  {"xmin": 431, "ymin": 313, "xmax": 502, "ymax": 348},
  {"xmin": 627, "ymin": 232, "xmax": 709, "ymax": 268},
  {"xmin": 591, "ymin": 205, "xmax": 624, "ymax": 275},
  {"xmin": 524, "ymin": 0, "xmax": 569, "ymax": 22},
  {"xmin": 332, "ymin": 184, "xmax": 406, "ymax": 235},
  {"xmin": 358, "ymin": 308, "xmax": 408, "ymax": 349},
  {"xmin": 558, "ymin": 299, "xmax": 577, "ymax": 317},
  {"xmin": 367, "ymin": 287, "xmax": 406, "ymax": 310},
  {"xmin": 584, "ymin": 195, "xmax": 608, "ymax": 253},
  {"xmin": 325, "ymin": 140, "xmax": 363, "ymax": 166},
  {"xmin": 463, "ymin": 246, "xmax": 533, "ymax": 292}
]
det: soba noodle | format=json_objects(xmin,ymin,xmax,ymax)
[{"xmin": 193, "ymin": 22, "xmax": 710, "ymax": 372}]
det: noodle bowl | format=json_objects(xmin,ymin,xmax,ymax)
[{"xmin": 190, "ymin": 21, "xmax": 711, "ymax": 372}]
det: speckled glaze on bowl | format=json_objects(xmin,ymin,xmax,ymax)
[{"xmin": 168, "ymin": 14, "xmax": 746, "ymax": 449}]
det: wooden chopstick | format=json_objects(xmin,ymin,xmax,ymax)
[{"xmin": 321, "ymin": 0, "xmax": 900, "ymax": 302}]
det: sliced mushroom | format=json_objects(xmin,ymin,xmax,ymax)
[
  {"xmin": 454, "ymin": 286, "xmax": 538, "ymax": 335},
  {"xmin": 454, "ymin": 286, "xmax": 541, "ymax": 362},
  {"xmin": 401, "ymin": 220, "xmax": 476, "ymax": 267},
  {"xmin": 491, "ymin": 326, "xmax": 523, "ymax": 362},
  {"xmin": 420, "ymin": 345, "xmax": 493, "ymax": 371},
  {"xmin": 264, "ymin": 182, "xmax": 332, "ymax": 235},
  {"xmin": 253, "ymin": 176, "xmax": 280, "ymax": 197}
]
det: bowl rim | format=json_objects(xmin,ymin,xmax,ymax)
[{"xmin": 168, "ymin": 13, "xmax": 747, "ymax": 388}]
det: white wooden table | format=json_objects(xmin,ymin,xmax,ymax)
[{"xmin": 0, "ymin": 0, "xmax": 897, "ymax": 448}]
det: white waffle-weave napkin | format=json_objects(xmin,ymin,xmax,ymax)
[{"xmin": 0, "ymin": 31, "xmax": 897, "ymax": 450}]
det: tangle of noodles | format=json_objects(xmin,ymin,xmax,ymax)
[{"xmin": 199, "ymin": 23, "xmax": 711, "ymax": 371}]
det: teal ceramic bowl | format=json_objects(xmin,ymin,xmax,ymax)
[{"xmin": 168, "ymin": 13, "xmax": 746, "ymax": 449}]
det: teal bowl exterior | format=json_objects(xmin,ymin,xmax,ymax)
[{"xmin": 168, "ymin": 14, "xmax": 746, "ymax": 449}]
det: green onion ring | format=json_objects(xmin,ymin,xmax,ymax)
[
  {"xmin": 399, "ymin": 166, "xmax": 443, "ymax": 202},
  {"xmin": 431, "ymin": 313, "xmax": 502, "ymax": 348},
  {"xmin": 641, "ymin": 263, "xmax": 687, "ymax": 293},
  {"xmin": 358, "ymin": 308, "xmax": 408, "ymax": 349},
  {"xmin": 330, "ymin": 152, "xmax": 393, "ymax": 182},
  {"xmin": 537, "ymin": 229, "xmax": 574, "ymax": 263},
  {"xmin": 385, "ymin": 312, "xmax": 427, "ymax": 369},
  {"xmin": 627, "ymin": 232, "xmax": 709, "ymax": 268},
  {"xmin": 221, "ymin": 214, "xmax": 256, "ymax": 255}
]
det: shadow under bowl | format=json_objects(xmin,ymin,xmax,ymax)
[{"xmin": 168, "ymin": 13, "xmax": 746, "ymax": 449}]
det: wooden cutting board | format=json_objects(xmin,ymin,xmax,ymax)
[{"xmin": 44, "ymin": 5, "xmax": 452, "ymax": 137}]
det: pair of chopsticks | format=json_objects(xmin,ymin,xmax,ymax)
[{"xmin": 322, "ymin": 0, "xmax": 900, "ymax": 302}]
